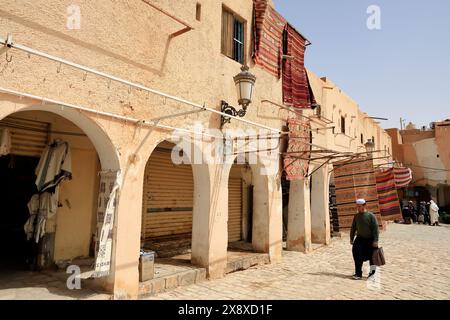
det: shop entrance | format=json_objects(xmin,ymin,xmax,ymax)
[
  {"xmin": 0, "ymin": 155, "xmax": 39, "ymax": 270},
  {"xmin": 0, "ymin": 106, "xmax": 119, "ymax": 298}
]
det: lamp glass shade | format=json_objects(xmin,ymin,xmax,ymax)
[
  {"xmin": 364, "ymin": 139, "xmax": 375, "ymax": 155},
  {"xmin": 233, "ymin": 65, "xmax": 256, "ymax": 107},
  {"xmin": 236, "ymin": 79, "xmax": 254, "ymax": 107}
]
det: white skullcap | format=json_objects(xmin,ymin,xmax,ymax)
[{"xmin": 356, "ymin": 199, "xmax": 366, "ymax": 205}]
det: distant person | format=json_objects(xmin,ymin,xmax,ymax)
[
  {"xmin": 402, "ymin": 203, "xmax": 412, "ymax": 224},
  {"xmin": 417, "ymin": 201, "xmax": 426, "ymax": 224},
  {"xmin": 429, "ymin": 200, "xmax": 440, "ymax": 226},
  {"xmin": 419, "ymin": 201, "xmax": 429, "ymax": 224},
  {"xmin": 350, "ymin": 199, "xmax": 379, "ymax": 280},
  {"xmin": 409, "ymin": 201, "xmax": 417, "ymax": 223}
]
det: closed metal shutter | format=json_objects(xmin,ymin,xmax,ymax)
[
  {"xmin": 0, "ymin": 116, "xmax": 49, "ymax": 157},
  {"xmin": 228, "ymin": 167, "xmax": 243, "ymax": 242},
  {"xmin": 141, "ymin": 149, "xmax": 193, "ymax": 239}
]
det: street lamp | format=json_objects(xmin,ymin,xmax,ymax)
[
  {"xmin": 221, "ymin": 65, "xmax": 256, "ymax": 127},
  {"xmin": 364, "ymin": 139, "xmax": 375, "ymax": 158}
]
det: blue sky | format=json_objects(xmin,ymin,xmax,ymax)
[{"xmin": 274, "ymin": 0, "xmax": 450, "ymax": 129}]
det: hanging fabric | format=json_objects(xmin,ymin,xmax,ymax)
[
  {"xmin": 375, "ymin": 168, "xmax": 402, "ymax": 221},
  {"xmin": 283, "ymin": 118, "xmax": 310, "ymax": 180},
  {"xmin": 282, "ymin": 23, "xmax": 316, "ymax": 109},
  {"xmin": 0, "ymin": 128, "xmax": 12, "ymax": 156},
  {"xmin": 24, "ymin": 188, "xmax": 60, "ymax": 243},
  {"xmin": 333, "ymin": 157, "xmax": 382, "ymax": 230},
  {"xmin": 23, "ymin": 139, "xmax": 72, "ymax": 253},
  {"xmin": 252, "ymin": 0, "xmax": 286, "ymax": 78},
  {"xmin": 92, "ymin": 170, "xmax": 120, "ymax": 278},
  {"xmin": 35, "ymin": 140, "xmax": 72, "ymax": 192},
  {"xmin": 393, "ymin": 167, "xmax": 413, "ymax": 188}
]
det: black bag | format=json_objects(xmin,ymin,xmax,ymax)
[{"xmin": 372, "ymin": 247, "xmax": 386, "ymax": 266}]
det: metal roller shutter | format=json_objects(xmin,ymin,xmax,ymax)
[
  {"xmin": 141, "ymin": 149, "xmax": 194, "ymax": 239},
  {"xmin": 0, "ymin": 116, "xmax": 49, "ymax": 158},
  {"xmin": 228, "ymin": 167, "xmax": 243, "ymax": 242}
]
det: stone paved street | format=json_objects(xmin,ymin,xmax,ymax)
[{"xmin": 145, "ymin": 223, "xmax": 450, "ymax": 300}]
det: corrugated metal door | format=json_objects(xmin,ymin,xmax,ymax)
[
  {"xmin": 0, "ymin": 116, "xmax": 49, "ymax": 157},
  {"xmin": 141, "ymin": 149, "xmax": 193, "ymax": 239},
  {"xmin": 228, "ymin": 167, "xmax": 243, "ymax": 242}
]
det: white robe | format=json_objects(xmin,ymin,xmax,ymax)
[
  {"xmin": 429, "ymin": 201, "xmax": 440, "ymax": 224},
  {"xmin": 35, "ymin": 140, "xmax": 72, "ymax": 192},
  {"xmin": 24, "ymin": 190, "xmax": 59, "ymax": 243}
]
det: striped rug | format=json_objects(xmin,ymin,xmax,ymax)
[
  {"xmin": 252, "ymin": 0, "xmax": 286, "ymax": 78},
  {"xmin": 282, "ymin": 23, "xmax": 316, "ymax": 109},
  {"xmin": 375, "ymin": 168, "xmax": 402, "ymax": 220},
  {"xmin": 333, "ymin": 157, "xmax": 382, "ymax": 230},
  {"xmin": 394, "ymin": 167, "xmax": 413, "ymax": 188}
]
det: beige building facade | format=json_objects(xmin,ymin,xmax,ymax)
[
  {"xmin": 0, "ymin": 0, "xmax": 392, "ymax": 299},
  {"xmin": 387, "ymin": 120, "xmax": 450, "ymax": 207}
]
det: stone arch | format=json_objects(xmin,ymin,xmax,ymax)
[
  {"xmin": 225, "ymin": 151, "xmax": 282, "ymax": 262},
  {"xmin": 139, "ymin": 134, "xmax": 213, "ymax": 265},
  {"xmin": 0, "ymin": 96, "xmax": 122, "ymax": 287},
  {"xmin": 0, "ymin": 98, "xmax": 120, "ymax": 172}
]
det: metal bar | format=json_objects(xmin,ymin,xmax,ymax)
[
  {"xmin": 328, "ymin": 155, "xmax": 392, "ymax": 174},
  {"xmin": 261, "ymin": 99, "xmax": 324, "ymax": 126},
  {"xmin": 306, "ymin": 158, "xmax": 332, "ymax": 178},
  {"xmin": 169, "ymin": 27, "xmax": 192, "ymax": 39},
  {"xmin": 315, "ymin": 126, "xmax": 335, "ymax": 131},
  {"xmin": 148, "ymin": 108, "xmax": 205, "ymax": 122},
  {"xmin": 0, "ymin": 35, "xmax": 282, "ymax": 134},
  {"xmin": 309, "ymin": 114, "xmax": 334, "ymax": 125},
  {"xmin": 141, "ymin": 0, "xmax": 193, "ymax": 30},
  {"xmin": 0, "ymin": 86, "xmax": 219, "ymax": 139},
  {"xmin": 365, "ymin": 117, "xmax": 388, "ymax": 121}
]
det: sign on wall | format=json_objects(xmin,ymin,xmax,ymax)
[{"xmin": 92, "ymin": 170, "xmax": 120, "ymax": 278}]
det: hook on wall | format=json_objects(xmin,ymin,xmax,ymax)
[{"xmin": 5, "ymin": 51, "xmax": 12, "ymax": 63}]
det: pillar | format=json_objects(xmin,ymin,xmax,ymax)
[
  {"xmin": 251, "ymin": 169, "xmax": 283, "ymax": 262},
  {"xmin": 311, "ymin": 165, "xmax": 331, "ymax": 245},
  {"xmin": 191, "ymin": 163, "xmax": 228, "ymax": 279},
  {"xmin": 107, "ymin": 167, "xmax": 143, "ymax": 300},
  {"xmin": 287, "ymin": 178, "xmax": 312, "ymax": 253}
]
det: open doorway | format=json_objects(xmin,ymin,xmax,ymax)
[
  {"xmin": 139, "ymin": 141, "xmax": 206, "ymax": 295},
  {"xmin": 0, "ymin": 154, "xmax": 39, "ymax": 271},
  {"xmin": 0, "ymin": 110, "xmax": 108, "ymax": 297},
  {"xmin": 226, "ymin": 161, "xmax": 269, "ymax": 274}
]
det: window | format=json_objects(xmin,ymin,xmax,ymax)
[
  {"xmin": 196, "ymin": 3, "xmax": 201, "ymax": 21},
  {"xmin": 315, "ymin": 105, "xmax": 322, "ymax": 118},
  {"xmin": 222, "ymin": 8, "xmax": 245, "ymax": 64},
  {"xmin": 361, "ymin": 134, "xmax": 364, "ymax": 144},
  {"xmin": 341, "ymin": 116, "xmax": 346, "ymax": 134},
  {"xmin": 372, "ymin": 136, "xmax": 375, "ymax": 145}
]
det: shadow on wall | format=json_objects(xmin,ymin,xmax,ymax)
[{"xmin": 0, "ymin": 9, "xmax": 172, "ymax": 76}]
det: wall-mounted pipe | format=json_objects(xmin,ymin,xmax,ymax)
[{"xmin": 0, "ymin": 35, "xmax": 281, "ymax": 134}]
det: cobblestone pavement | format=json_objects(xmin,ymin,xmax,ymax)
[
  {"xmin": 145, "ymin": 223, "xmax": 450, "ymax": 300},
  {"xmin": 0, "ymin": 270, "xmax": 110, "ymax": 300}
]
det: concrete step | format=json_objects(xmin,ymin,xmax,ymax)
[
  {"xmin": 138, "ymin": 267, "xmax": 206, "ymax": 298},
  {"xmin": 226, "ymin": 254, "xmax": 270, "ymax": 274}
]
